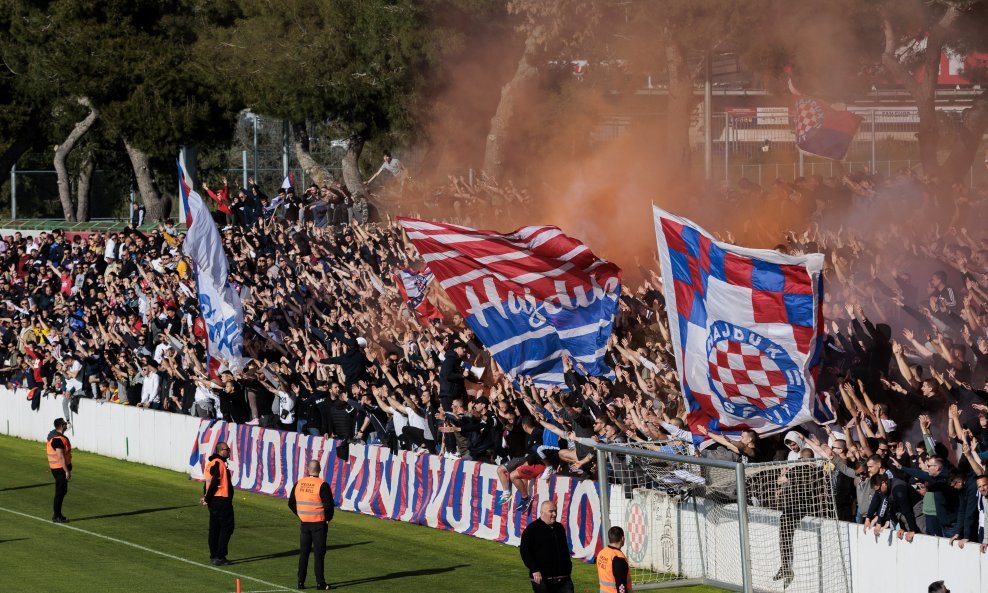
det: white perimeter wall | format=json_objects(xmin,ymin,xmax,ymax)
[
  {"xmin": 0, "ymin": 389, "xmax": 198, "ymax": 473},
  {"xmin": 609, "ymin": 483, "xmax": 987, "ymax": 593}
]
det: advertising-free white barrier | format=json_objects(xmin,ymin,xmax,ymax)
[
  {"xmin": 0, "ymin": 389, "xmax": 199, "ymax": 473},
  {"xmin": 609, "ymin": 485, "xmax": 988, "ymax": 593}
]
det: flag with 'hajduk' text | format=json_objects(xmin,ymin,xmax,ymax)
[
  {"xmin": 653, "ymin": 206, "xmax": 825, "ymax": 438},
  {"xmin": 398, "ymin": 218, "xmax": 621, "ymax": 387}
]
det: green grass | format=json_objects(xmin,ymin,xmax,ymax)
[{"xmin": 0, "ymin": 434, "xmax": 725, "ymax": 593}]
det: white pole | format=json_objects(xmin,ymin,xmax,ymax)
[
  {"xmin": 282, "ymin": 120, "xmax": 289, "ymax": 179},
  {"xmin": 10, "ymin": 164, "xmax": 16, "ymax": 220},
  {"xmin": 724, "ymin": 114, "xmax": 730, "ymax": 185},
  {"xmin": 871, "ymin": 109, "xmax": 877, "ymax": 173},
  {"xmin": 736, "ymin": 464, "xmax": 754, "ymax": 593},
  {"xmin": 242, "ymin": 151, "xmax": 248, "ymax": 188},
  {"xmin": 252, "ymin": 115, "xmax": 259, "ymax": 181},
  {"xmin": 704, "ymin": 49, "xmax": 712, "ymax": 181}
]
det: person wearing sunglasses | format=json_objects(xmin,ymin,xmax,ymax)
[{"xmin": 200, "ymin": 442, "xmax": 235, "ymax": 566}]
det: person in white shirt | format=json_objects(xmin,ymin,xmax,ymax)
[
  {"xmin": 138, "ymin": 360, "xmax": 162, "ymax": 409},
  {"xmin": 192, "ymin": 380, "xmax": 222, "ymax": 419},
  {"xmin": 104, "ymin": 235, "xmax": 117, "ymax": 262},
  {"xmin": 153, "ymin": 334, "xmax": 171, "ymax": 364},
  {"xmin": 272, "ymin": 390, "xmax": 296, "ymax": 429}
]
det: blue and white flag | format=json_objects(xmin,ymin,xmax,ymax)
[
  {"xmin": 179, "ymin": 161, "xmax": 247, "ymax": 372},
  {"xmin": 398, "ymin": 218, "xmax": 622, "ymax": 387},
  {"xmin": 653, "ymin": 206, "xmax": 825, "ymax": 437}
]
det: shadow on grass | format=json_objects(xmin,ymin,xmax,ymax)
[
  {"xmin": 0, "ymin": 483, "xmax": 49, "ymax": 492},
  {"xmin": 0, "ymin": 538, "xmax": 30, "ymax": 544},
  {"xmin": 331, "ymin": 564, "xmax": 469, "ymax": 588},
  {"xmin": 73, "ymin": 504, "xmax": 197, "ymax": 522},
  {"xmin": 232, "ymin": 541, "xmax": 372, "ymax": 565}
]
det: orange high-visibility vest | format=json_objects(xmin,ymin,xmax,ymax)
[
  {"xmin": 294, "ymin": 476, "xmax": 327, "ymax": 522},
  {"xmin": 204, "ymin": 458, "xmax": 231, "ymax": 498},
  {"xmin": 596, "ymin": 546, "xmax": 630, "ymax": 593},
  {"xmin": 46, "ymin": 434, "xmax": 72, "ymax": 470}
]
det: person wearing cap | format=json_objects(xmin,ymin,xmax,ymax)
[
  {"xmin": 438, "ymin": 340, "xmax": 468, "ymax": 412},
  {"xmin": 46, "ymin": 418, "xmax": 72, "ymax": 523},
  {"xmin": 289, "ymin": 460, "xmax": 335, "ymax": 590},
  {"xmin": 201, "ymin": 441, "xmax": 235, "ymax": 565}
]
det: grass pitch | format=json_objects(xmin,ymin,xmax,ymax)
[{"xmin": 0, "ymin": 434, "xmax": 725, "ymax": 593}]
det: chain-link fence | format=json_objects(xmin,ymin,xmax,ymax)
[{"xmin": 709, "ymin": 108, "xmax": 986, "ymax": 187}]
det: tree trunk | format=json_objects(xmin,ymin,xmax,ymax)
[
  {"xmin": 75, "ymin": 151, "xmax": 95, "ymax": 222},
  {"xmin": 881, "ymin": 7, "xmax": 961, "ymax": 180},
  {"xmin": 665, "ymin": 40, "xmax": 694, "ymax": 177},
  {"xmin": 341, "ymin": 134, "xmax": 370, "ymax": 223},
  {"xmin": 341, "ymin": 134, "xmax": 367, "ymax": 199},
  {"xmin": 123, "ymin": 138, "xmax": 169, "ymax": 223},
  {"xmin": 0, "ymin": 117, "xmax": 38, "ymax": 189},
  {"xmin": 291, "ymin": 121, "xmax": 334, "ymax": 188},
  {"xmin": 482, "ymin": 27, "xmax": 542, "ymax": 179},
  {"xmin": 53, "ymin": 97, "xmax": 98, "ymax": 222},
  {"xmin": 940, "ymin": 91, "xmax": 988, "ymax": 183}
]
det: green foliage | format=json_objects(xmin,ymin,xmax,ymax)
[{"xmin": 201, "ymin": 0, "xmax": 429, "ymax": 144}]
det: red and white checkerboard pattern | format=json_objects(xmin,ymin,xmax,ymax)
[
  {"xmin": 795, "ymin": 99, "xmax": 823, "ymax": 142},
  {"xmin": 707, "ymin": 340, "xmax": 788, "ymax": 410},
  {"xmin": 626, "ymin": 501, "xmax": 647, "ymax": 557}
]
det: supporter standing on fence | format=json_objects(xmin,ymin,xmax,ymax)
[
  {"xmin": 46, "ymin": 417, "xmax": 72, "ymax": 523},
  {"xmin": 519, "ymin": 500, "xmax": 573, "ymax": 593},
  {"xmin": 289, "ymin": 459, "xmax": 335, "ymax": 591},
  {"xmin": 200, "ymin": 441, "xmax": 235, "ymax": 566}
]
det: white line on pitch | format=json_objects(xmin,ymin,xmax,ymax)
[{"xmin": 0, "ymin": 505, "xmax": 294, "ymax": 592}]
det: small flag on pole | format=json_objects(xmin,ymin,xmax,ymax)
[
  {"xmin": 789, "ymin": 80, "xmax": 862, "ymax": 161},
  {"xmin": 281, "ymin": 172, "xmax": 295, "ymax": 190}
]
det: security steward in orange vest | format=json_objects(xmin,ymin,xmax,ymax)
[
  {"xmin": 46, "ymin": 418, "xmax": 72, "ymax": 523},
  {"xmin": 596, "ymin": 526, "xmax": 631, "ymax": 593},
  {"xmin": 289, "ymin": 460, "xmax": 335, "ymax": 591},
  {"xmin": 200, "ymin": 441, "xmax": 235, "ymax": 566}
]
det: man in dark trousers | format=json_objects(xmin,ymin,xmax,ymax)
[
  {"xmin": 200, "ymin": 441, "xmax": 235, "ymax": 566},
  {"xmin": 519, "ymin": 500, "xmax": 573, "ymax": 593},
  {"xmin": 289, "ymin": 460, "xmax": 335, "ymax": 591},
  {"xmin": 46, "ymin": 418, "xmax": 72, "ymax": 523},
  {"xmin": 438, "ymin": 341, "xmax": 468, "ymax": 411}
]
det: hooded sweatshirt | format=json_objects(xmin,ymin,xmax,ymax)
[{"xmin": 784, "ymin": 430, "xmax": 806, "ymax": 461}]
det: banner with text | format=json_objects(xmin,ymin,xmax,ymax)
[{"xmin": 188, "ymin": 420, "xmax": 602, "ymax": 561}]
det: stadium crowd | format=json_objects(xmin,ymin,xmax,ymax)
[{"xmin": 2, "ymin": 165, "xmax": 988, "ymax": 544}]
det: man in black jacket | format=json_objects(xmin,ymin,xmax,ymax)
[
  {"xmin": 865, "ymin": 473, "xmax": 921, "ymax": 536},
  {"xmin": 319, "ymin": 331, "xmax": 372, "ymax": 389},
  {"xmin": 519, "ymin": 501, "xmax": 573, "ymax": 593},
  {"xmin": 200, "ymin": 441, "xmax": 235, "ymax": 565},
  {"xmin": 438, "ymin": 341, "xmax": 468, "ymax": 411},
  {"xmin": 458, "ymin": 397, "xmax": 499, "ymax": 462}
]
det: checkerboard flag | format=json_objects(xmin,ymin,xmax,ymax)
[
  {"xmin": 789, "ymin": 79, "xmax": 862, "ymax": 161},
  {"xmin": 653, "ymin": 206, "xmax": 825, "ymax": 438}
]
